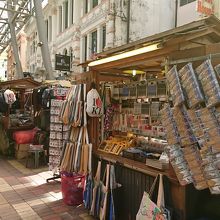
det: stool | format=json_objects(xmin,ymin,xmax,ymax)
[{"xmin": 26, "ymin": 145, "xmax": 46, "ymax": 168}]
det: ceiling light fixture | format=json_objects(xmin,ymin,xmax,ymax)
[
  {"xmin": 132, "ymin": 69, "xmax": 136, "ymax": 76},
  {"xmin": 88, "ymin": 43, "xmax": 160, "ymax": 67},
  {"xmin": 123, "ymin": 69, "xmax": 145, "ymax": 75}
]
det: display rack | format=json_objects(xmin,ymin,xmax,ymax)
[{"xmin": 46, "ymin": 88, "xmax": 69, "ymax": 182}]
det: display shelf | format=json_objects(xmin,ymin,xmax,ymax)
[{"xmin": 93, "ymin": 150, "xmax": 177, "ymax": 182}]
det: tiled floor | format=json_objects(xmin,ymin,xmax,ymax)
[{"xmin": 0, "ymin": 158, "xmax": 95, "ymax": 220}]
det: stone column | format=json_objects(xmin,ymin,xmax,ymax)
[
  {"xmin": 106, "ymin": 13, "xmax": 114, "ymax": 49},
  {"xmin": 51, "ymin": 8, "xmax": 57, "ymax": 41},
  {"xmin": 80, "ymin": 36, "xmax": 84, "ymax": 64},
  {"xmin": 71, "ymin": 0, "xmax": 81, "ymax": 74},
  {"xmin": 73, "ymin": 0, "xmax": 81, "ymax": 24},
  {"xmin": 105, "ymin": 0, "xmax": 115, "ymax": 48}
]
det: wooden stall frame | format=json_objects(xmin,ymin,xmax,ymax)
[{"xmin": 75, "ymin": 16, "xmax": 220, "ymax": 220}]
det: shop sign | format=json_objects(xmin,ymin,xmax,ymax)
[
  {"xmin": 53, "ymin": 88, "xmax": 69, "ymax": 97},
  {"xmin": 55, "ymin": 54, "xmax": 71, "ymax": 72},
  {"xmin": 197, "ymin": 0, "xmax": 214, "ymax": 16}
]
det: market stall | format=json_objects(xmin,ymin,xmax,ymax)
[
  {"xmin": 0, "ymin": 78, "xmax": 41, "ymax": 157},
  {"xmin": 74, "ymin": 16, "xmax": 220, "ymax": 220}
]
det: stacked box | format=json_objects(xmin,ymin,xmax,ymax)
[
  {"xmin": 178, "ymin": 63, "xmax": 204, "ymax": 108},
  {"xmin": 196, "ymin": 60, "xmax": 220, "ymax": 108},
  {"xmin": 183, "ymin": 144, "xmax": 208, "ymax": 190},
  {"xmin": 166, "ymin": 66, "xmax": 185, "ymax": 106},
  {"xmin": 160, "ymin": 104, "xmax": 180, "ymax": 145},
  {"xmin": 165, "ymin": 145, "xmax": 193, "ymax": 186},
  {"xmin": 173, "ymin": 105, "xmax": 196, "ymax": 146},
  {"xmin": 200, "ymin": 146, "xmax": 220, "ymax": 194}
]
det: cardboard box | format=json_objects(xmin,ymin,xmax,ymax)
[
  {"xmin": 15, "ymin": 144, "xmax": 30, "ymax": 151},
  {"xmin": 15, "ymin": 150, "xmax": 28, "ymax": 160}
]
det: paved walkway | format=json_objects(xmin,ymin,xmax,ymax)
[{"xmin": 0, "ymin": 158, "xmax": 94, "ymax": 220}]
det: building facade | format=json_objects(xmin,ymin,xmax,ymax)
[
  {"xmin": 7, "ymin": 31, "xmax": 27, "ymax": 80},
  {"xmin": 177, "ymin": 0, "xmax": 219, "ymax": 26},
  {"xmin": 0, "ymin": 51, "xmax": 7, "ymax": 81},
  {"xmin": 24, "ymin": 0, "xmax": 175, "ymax": 78}
]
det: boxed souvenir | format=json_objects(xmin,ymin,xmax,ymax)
[
  {"xmin": 194, "ymin": 180, "xmax": 208, "ymax": 190},
  {"xmin": 196, "ymin": 60, "xmax": 220, "ymax": 107},
  {"xmin": 179, "ymin": 63, "xmax": 204, "ymax": 108},
  {"xmin": 193, "ymin": 174, "xmax": 206, "ymax": 183},
  {"xmin": 210, "ymin": 185, "xmax": 220, "ymax": 194}
]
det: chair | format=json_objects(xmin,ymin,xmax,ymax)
[{"xmin": 26, "ymin": 144, "xmax": 46, "ymax": 168}]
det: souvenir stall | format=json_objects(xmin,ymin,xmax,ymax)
[
  {"xmin": 75, "ymin": 16, "xmax": 220, "ymax": 220},
  {"xmin": 31, "ymin": 80, "xmax": 72, "ymax": 173},
  {"xmin": 0, "ymin": 78, "xmax": 41, "ymax": 157}
]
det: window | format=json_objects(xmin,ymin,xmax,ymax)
[
  {"xmin": 63, "ymin": 48, "xmax": 68, "ymax": 55},
  {"xmin": 69, "ymin": 47, "xmax": 73, "ymax": 62},
  {"xmin": 102, "ymin": 25, "xmax": 106, "ymax": 51},
  {"xmin": 91, "ymin": 30, "xmax": 97, "ymax": 54},
  {"xmin": 18, "ymin": 46, "xmax": 21, "ymax": 56},
  {"xmin": 180, "ymin": 0, "xmax": 196, "ymax": 6},
  {"xmin": 64, "ymin": 1, "xmax": 68, "ymax": 29},
  {"xmin": 69, "ymin": 47, "xmax": 73, "ymax": 70},
  {"xmin": 85, "ymin": 0, "xmax": 88, "ymax": 14},
  {"xmin": 59, "ymin": 6, "xmax": 62, "ymax": 32},
  {"xmin": 92, "ymin": 0, "xmax": 98, "ymax": 8},
  {"xmin": 49, "ymin": 16, "xmax": 52, "ymax": 41},
  {"xmin": 71, "ymin": 0, "xmax": 74, "ymax": 24},
  {"xmin": 84, "ymin": 35, "xmax": 87, "ymax": 61},
  {"xmin": 46, "ymin": 19, "xmax": 48, "ymax": 41}
]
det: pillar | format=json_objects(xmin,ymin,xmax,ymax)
[
  {"xmin": 7, "ymin": 0, "xmax": 23, "ymax": 79},
  {"xmin": 33, "ymin": 0, "xmax": 54, "ymax": 79}
]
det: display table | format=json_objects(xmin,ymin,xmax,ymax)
[{"xmin": 93, "ymin": 150, "xmax": 185, "ymax": 219}]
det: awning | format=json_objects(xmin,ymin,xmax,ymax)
[{"xmin": 0, "ymin": 78, "xmax": 41, "ymax": 89}]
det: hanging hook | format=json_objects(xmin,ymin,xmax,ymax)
[{"xmin": 209, "ymin": 54, "xmax": 212, "ymax": 62}]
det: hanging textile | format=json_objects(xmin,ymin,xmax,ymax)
[{"xmin": 60, "ymin": 84, "xmax": 92, "ymax": 175}]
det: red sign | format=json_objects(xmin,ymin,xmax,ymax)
[{"xmin": 197, "ymin": 0, "xmax": 214, "ymax": 16}]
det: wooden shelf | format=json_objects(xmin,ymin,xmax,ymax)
[{"xmin": 93, "ymin": 150, "xmax": 178, "ymax": 184}]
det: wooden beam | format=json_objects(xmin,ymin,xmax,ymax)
[{"xmin": 91, "ymin": 45, "xmax": 179, "ymax": 71}]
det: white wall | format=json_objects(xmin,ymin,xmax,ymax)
[
  {"xmin": 177, "ymin": 1, "xmax": 201, "ymax": 27},
  {"xmin": 129, "ymin": 0, "xmax": 175, "ymax": 42}
]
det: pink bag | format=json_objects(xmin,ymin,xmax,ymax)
[{"xmin": 13, "ymin": 128, "xmax": 38, "ymax": 144}]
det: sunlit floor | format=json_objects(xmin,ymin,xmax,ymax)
[{"xmin": 0, "ymin": 158, "xmax": 94, "ymax": 220}]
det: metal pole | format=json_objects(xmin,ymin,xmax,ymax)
[
  {"xmin": 126, "ymin": 0, "xmax": 131, "ymax": 44},
  {"xmin": 33, "ymin": 0, "xmax": 54, "ymax": 79},
  {"xmin": 7, "ymin": 0, "xmax": 23, "ymax": 79}
]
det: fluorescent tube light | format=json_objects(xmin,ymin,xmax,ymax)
[{"xmin": 88, "ymin": 43, "xmax": 160, "ymax": 67}]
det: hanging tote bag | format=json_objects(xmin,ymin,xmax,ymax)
[
  {"xmin": 156, "ymin": 174, "xmax": 171, "ymax": 220},
  {"xmin": 80, "ymin": 89, "xmax": 92, "ymax": 174},
  {"xmin": 86, "ymin": 88, "xmax": 103, "ymax": 117},
  {"xmin": 136, "ymin": 175, "xmax": 162, "ymax": 220},
  {"xmin": 83, "ymin": 174, "xmax": 94, "ymax": 210},
  {"xmin": 90, "ymin": 160, "xmax": 102, "ymax": 215},
  {"xmin": 4, "ymin": 89, "xmax": 16, "ymax": 105},
  {"xmin": 99, "ymin": 164, "xmax": 110, "ymax": 220},
  {"xmin": 109, "ymin": 165, "xmax": 122, "ymax": 220},
  {"xmin": 79, "ymin": 127, "xmax": 91, "ymax": 175},
  {"xmin": 74, "ymin": 127, "xmax": 83, "ymax": 172}
]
